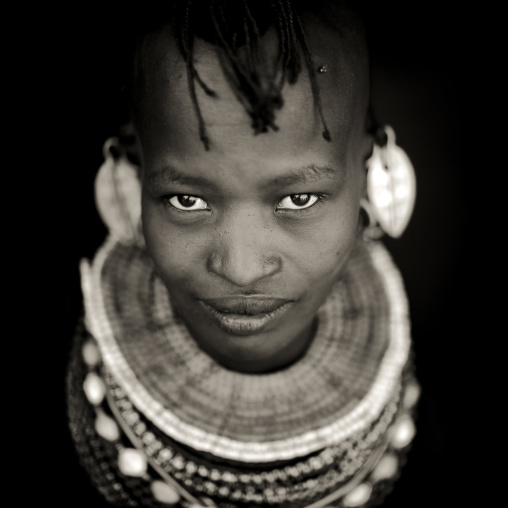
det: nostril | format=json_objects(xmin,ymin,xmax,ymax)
[
  {"xmin": 207, "ymin": 248, "xmax": 282, "ymax": 287},
  {"xmin": 206, "ymin": 251, "xmax": 223, "ymax": 275},
  {"xmin": 264, "ymin": 256, "xmax": 282, "ymax": 275}
]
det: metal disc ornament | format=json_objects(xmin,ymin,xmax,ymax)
[{"xmin": 366, "ymin": 126, "xmax": 416, "ymax": 238}]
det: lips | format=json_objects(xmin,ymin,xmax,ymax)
[
  {"xmin": 203, "ymin": 297, "xmax": 290, "ymax": 315},
  {"xmin": 200, "ymin": 297, "xmax": 293, "ymax": 336}
]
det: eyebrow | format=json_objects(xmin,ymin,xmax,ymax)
[
  {"xmin": 269, "ymin": 164, "xmax": 341, "ymax": 188},
  {"xmin": 146, "ymin": 163, "xmax": 342, "ymax": 190},
  {"xmin": 146, "ymin": 165, "xmax": 217, "ymax": 190}
]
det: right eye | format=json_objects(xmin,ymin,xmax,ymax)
[{"xmin": 166, "ymin": 195, "xmax": 209, "ymax": 211}]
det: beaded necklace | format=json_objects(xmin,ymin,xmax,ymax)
[{"xmin": 68, "ymin": 236, "xmax": 419, "ymax": 507}]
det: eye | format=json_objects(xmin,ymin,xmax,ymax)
[
  {"xmin": 167, "ymin": 195, "xmax": 209, "ymax": 211},
  {"xmin": 276, "ymin": 194, "xmax": 320, "ymax": 210}
]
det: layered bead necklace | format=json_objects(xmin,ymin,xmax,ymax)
[{"xmin": 68, "ymin": 236, "xmax": 419, "ymax": 507}]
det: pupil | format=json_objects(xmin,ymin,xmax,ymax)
[
  {"xmin": 291, "ymin": 194, "xmax": 310, "ymax": 206},
  {"xmin": 179, "ymin": 195, "xmax": 196, "ymax": 207}
]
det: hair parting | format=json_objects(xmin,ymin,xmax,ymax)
[{"xmin": 292, "ymin": 7, "xmax": 331, "ymax": 141}]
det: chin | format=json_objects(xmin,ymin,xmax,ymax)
[{"xmin": 180, "ymin": 297, "xmax": 318, "ymax": 373}]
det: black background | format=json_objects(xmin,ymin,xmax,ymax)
[{"xmin": 38, "ymin": 2, "xmax": 481, "ymax": 506}]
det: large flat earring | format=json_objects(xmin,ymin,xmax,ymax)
[
  {"xmin": 94, "ymin": 137, "xmax": 144, "ymax": 246},
  {"xmin": 364, "ymin": 125, "xmax": 416, "ymax": 239}
]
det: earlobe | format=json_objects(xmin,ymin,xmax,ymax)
[
  {"xmin": 359, "ymin": 197, "xmax": 383, "ymax": 240},
  {"xmin": 361, "ymin": 125, "xmax": 416, "ymax": 240},
  {"xmin": 94, "ymin": 137, "xmax": 145, "ymax": 246}
]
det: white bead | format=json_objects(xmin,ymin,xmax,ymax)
[
  {"xmin": 403, "ymin": 382, "xmax": 421, "ymax": 409},
  {"xmin": 118, "ymin": 448, "xmax": 147, "ymax": 477},
  {"xmin": 391, "ymin": 416, "xmax": 416, "ymax": 449},
  {"xmin": 95, "ymin": 411, "xmax": 120, "ymax": 442},
  {"xmin": 343, "ymin": 483, "xmax": 372, "ymax": 507},
  {"xmin": 83, "ymin": 372, "xmax": 106, "ymax": 405},
  {"xmin": 150, "ymin": 480, "xmax": 180, "ymax": 504},
  {"xmin": 371, "ymin": 453, "xmax": 399, "ymax": 482},
  {"xmin": 82, "ymin": 340, "xmax": 101, "ymax": 367}
]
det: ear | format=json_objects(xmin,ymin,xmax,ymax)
[
  {"xmin": 118, "ymin": 120, "xmax": 143, "ymax": 171},
  {"xmin": 94, "ymin": 137, "xmax": 144, "ymax": 246}
]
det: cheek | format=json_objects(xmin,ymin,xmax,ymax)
[
  {"xmin": 141, "ymin": 200, "xmax": 206, "ymax": 288},
  {"xmin": 295, "ymin": 197, "xmax": 360, "ymax": 270},
  {"xmin": 302, "ymin": 221, "xmax": 356, "ymax": 283}
]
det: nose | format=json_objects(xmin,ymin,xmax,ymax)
[{"xmin": 207, "ymin": 211, "xmax": 282, "ymax": 288}]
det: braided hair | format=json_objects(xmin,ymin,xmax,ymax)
[
  {"xmin": 127, "ymin": 0, "xmax": 368, "ymax": 150},
  {"xmin": 167, "ymin": 0, "xmax": 332, "ymax": 150},
  {"xmin": 124, "ymin": 0, "xmax": 370, "ymax": 150}
]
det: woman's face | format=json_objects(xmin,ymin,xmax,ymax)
[{"xmin": 136, "ymin": 26, "xmax": 371, "ymax": 372}]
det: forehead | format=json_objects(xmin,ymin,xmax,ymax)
[{"xmin": 133, "ymin": 15, "xmax": 369, "ymax": 171}]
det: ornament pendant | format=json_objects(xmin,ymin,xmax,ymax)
[{"xmin": 366, "ymin": 126, "xmax": 416, "ymax": 238}]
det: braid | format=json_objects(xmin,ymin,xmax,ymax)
[
  {"xmin": 282, "ymin": 0, "xmax": 302, "ymax": 84},
  {"xmin": 275, "ymin": 5, "xmax": 288, "ymax": 88},
  {"xmin": 170, "ymin": 0, "xmax": 332, "ymax": 149},
  {"xmin": 182, "ymin": 0, "xmax": 211, "ymax": 150}
]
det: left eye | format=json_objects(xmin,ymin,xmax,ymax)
[
  {"xmin": 277, "ymin": 194, "xmax": 320, "ymax": 210},
  {"xmin": 167, "ymin": 195, "xmax": 209, "ymax": 211}
]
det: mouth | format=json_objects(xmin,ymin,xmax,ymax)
[{"xmin": 199, "ymin": 297, "xmax": 294, "ymax": 336}]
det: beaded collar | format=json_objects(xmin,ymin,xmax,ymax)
[{"xmin": 74, "ymin": 236, "xmax": 418, "ymax": 507}]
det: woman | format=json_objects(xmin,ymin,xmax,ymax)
[{"xmin": 64, "ymin": 2, "xmax": 429, "ymax": 506}]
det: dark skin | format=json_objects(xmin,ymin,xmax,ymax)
[{"xmin": 133, "ymin": 16, "xmax": 373, "ymax": 373}]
